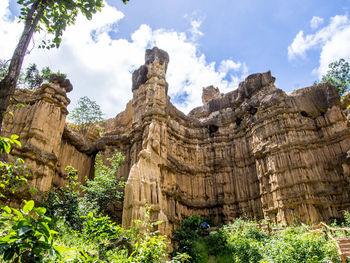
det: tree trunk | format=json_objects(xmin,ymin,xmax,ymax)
[{"xmin": 0, "ymin": 0, "xmax": 45, "ymax": 132}]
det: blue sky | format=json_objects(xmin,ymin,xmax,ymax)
[
  {"xmin": 1, "ymin": 0, "xmax": 350, "ymax": 117},
  {"xmin": 113, "ymin": 0, "xmax": 350, "ymax": 91}
]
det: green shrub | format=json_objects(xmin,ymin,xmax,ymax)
[
  {"xmin": 80, "ymin": 151, "xmax": 125, "ymax": 220},
  {"xmin": 344, "ymin": 210, "xmax": 350, "ymax": 228},
  {"xmin": 81, "ymin": 212, "xmax": 123, "ymax": 242},
  {"xmin": 263, "ymin": 226, "xmax": 340, "ymax": 263},
  {"xmin": 43, "ymin": 166, "xmax": 82, "ymax": 230},
  {"xmin": 225, "ymin": 222, "xmax": 265, "ymax": 263},
  {"xmin": 0, "ymin": 200, "xmax": 61, "ymax": 262},
  {"xmin": 0, "ymin": 135, "xmax": 29, "ymax": 199},
  {"xmin": 132, "ymin": 205, "xmax": 168, "ymax": 263},
  {"xmin": 172, "ymin": 215, "xmax": 202, "ymax": 262}
]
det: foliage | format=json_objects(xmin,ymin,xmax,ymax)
[
  {"xmin": 22, "ymin": 63, "xmax": 66, "ymax": 89},
  {"xmin": 132, "ymin": 204, "xmax": 168, "ymax": 263},
  {"xmin": 18, "ymin": 0, "xmax": 128, "ymax": 50},
  {"xmin": 0, "ymin": 60, "xmax": 65, "ymax": 89},
  {"xmin": 80, "ymin": 151, "xmax": 125, "ymax": 219},
  {"xmin": 0, "ymin": 135, "xmax": 29, "ymax": 199},
  {"xmin": 80, "ymin": 212, "xmax": 123, "ymax": 242},
  {"xmin": 68, "ymin": 96, "xmax": 104, "ymax": 134},
  {"xmin": 344, "ymin": 210, "xmax": 350, "ymax": 228},
  {"xmin": 320, "ymin": 58, "xmax": 350, "ymax": 96},
  {"xmin": 0, "ymin": 60, "xmax": 9, "ymax": 81},
  {"xmin": 173, "ymin": 217, "xmax": 341, "ymax": 263},
  {"xmin": 0, "ymin": 134, "xmax": 21, "ymax": 154},
  {"xmin": 0, "ymin": 200, "xmax": 61, "ymax": 262},
  {"xmin": 43, "ymin": 166, "xmax": 82, "ymax": 230},
  {"xmin": 263, "ymin": 226, "xmax": 339, "ymax": 263},
  {"xmin": 172, "ymin": 215, "xmax": 202, "ymax": 262}
]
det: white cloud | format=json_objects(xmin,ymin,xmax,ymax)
[
  {"xmin": 288, "ymin": 14, "xmax": 350, "ymax": 78},
  {"xmin": 0, "ymin": 1, "xmax": 24, "ymax": 60},
  {"xmin": 310, "ymin": 16, "xmax": 324, "ymax": 30},
  {"xmin": 189, "ymin": 19, "xmax": 203, "ymax": 41},
  {"xmin": 1, "ymin": 0, "xmax": 247, "ymax": 117}
]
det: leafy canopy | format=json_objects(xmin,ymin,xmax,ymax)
[
  {"xmin": 23, "ymin": 63, "xmax": 66, "ymax": 89},
  {"xmin": 0, "ymin": 60, "xmax": 65, "ymax": 89},
  {"xmin": 68, "ymin": 96, "xmax": 104, "ymax": 129},
  {"xmin": 17, "ymin": 0, "xmax": 128, "ymax": 50},
  {"xmin": 321, "ymin": 58, "xmax": 350, "ymax": 96}
]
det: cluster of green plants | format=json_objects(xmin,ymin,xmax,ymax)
[
  {"xmin": 0, "ymin": 135, "xmax": 188, "ymax": 262},
  {"xmin": 0, "ymin": 134, "xmax": 29, "ymax": 199},
  {"xmin": 43, "ymin": 151, "xmax": 125, "ymax": 228},
  {"xmin": 67, "ymin": 96, "xmax": 104, "ymax": 135},
  {"xmin": 0, "ymin": 60, "xmax": 66, "ymax": 90},
  {"xmin": 173, "ymin": 216, "xmax": 344, "ymax": 263}
]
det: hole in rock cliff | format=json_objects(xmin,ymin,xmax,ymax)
[
  {"xmin": 300, "ymin": 111, "xmax": 309, "ymax": 117},
  {"xmin": 235, "ymin": 118, "xmax": 242, "ymax": 127},
  {"xmin": 248, "ymin": 107, "xmax": 258, "ymax": 116},
  {"xmin": 208, "ymin": 124, "xmax": 219, "ymax": 137}
]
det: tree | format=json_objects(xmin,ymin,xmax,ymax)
[
  {"xmin": 0, "ymin": 60, "xmax": 10, "ymax": 81},
  {"xmin": 68, "ymin": 96, "xmax": 104, "ymax": 134},
  {"xmin": 320, "ymin": 58, "xmax": 350, "ymax": 97},
  {"xmin": 23, "ymin": 63, "xmax": 66, "ymax": 89},
  {"xmin": 0, "ymin": 0, "xmax": 129, "ymax": 132},
  {"xmin": 80, "ymin": 151, "xmax": 125, "ymax": 219},
  {"xmin": 1, "ymin": 61, "xmax": 66, "ymax": 89}
]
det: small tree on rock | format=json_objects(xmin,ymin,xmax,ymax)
[
  {"xmin": 68, "ymin": 96, "xmax": 104, "ymax": 134},
  {"xmin": 320, "ymin": 58, "xmax": 350, "ymax": 97}
]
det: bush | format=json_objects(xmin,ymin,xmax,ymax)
[
  {"xmin": 263, "ymin": 226, "xmax": 339, "ymax": 263},
  {"xmin": 172, "ymin": 215, "xmax": 202, "ymax": 262},
  {"xmin": 172, "ymin": 217, "xmax": 340, "ymax": 263},
  {"xmin": 80, "ymin": 151, "xmax": 125, "ymax": 219},
  {"xmin": 0, "ymin": 200, "xmax": 61, "ymax": 262},
  {"xmin": 43, "ymin": 166, "xmax": 82, "ymax": 230},
  {"xmin": 344, "ymin": 210, "xmax": 350, "ymax": 228},
  {"xmin": 0, "ymin": 135, "xmax": 29, "ymax": 199}
]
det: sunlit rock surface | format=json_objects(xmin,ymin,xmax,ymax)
[{"xmin": 2, "ymin": 47, "xmax": 350, "ymax": 237}]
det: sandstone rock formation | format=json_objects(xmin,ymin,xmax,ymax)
[
  {"xmin": 202, "ymin": 85, "xmax": 222, "ymax": 104},
  {"xmin": 2, "ymin": 47, "xmax": 350, "ymax": 238},
  {"xmin": 101, "ymin": 47, "xmax": 350, "ymax": 236},
  {"xmin": 1, "ymin": 78, "xmax": 95, "ymax": 197}
]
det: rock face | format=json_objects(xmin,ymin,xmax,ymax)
[
  {"xmin": 202, "ymin": 86, "xmax": 221, "ymax": 104},
  {"xmin": 2, "ymin": 47, "xmax": 350, "ymax": 238},
  {"xmin": 100, "ymin": 47, "xmax": 350, "ymax": 236},
  {"xmin": 1, "ymin": 79, "xmax": 95, "ymax": 195}
]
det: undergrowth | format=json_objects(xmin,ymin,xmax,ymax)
[
  {"xmin": 172, "ymin": 216, "xmax": 344, "ymax": 263},
  {"xmin": 0, "ymin": 135, "xmax": 348, "ymax": 262}
]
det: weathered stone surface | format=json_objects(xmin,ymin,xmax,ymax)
[
  {"xmin": 202, "ymin": 86, "xmax": 221, "ymax": 104},
  {"xmin": 1, "ymin": 78, "xmax": 95, "ymax": 194},
  {"xmin": 96, "ymin": 48, "xmax": 350, "ymax": 237},
  {"xmin": 2, "ymin": 47, "xmax": 350, "ymax": 239}
]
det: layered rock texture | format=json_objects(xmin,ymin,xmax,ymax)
[
  {"xmin": 2, "ymin": 47, "xmax": 350, "ymax": 237},
  {"xmin": 1, "ymin": 76, "xmax": 95, "ymax": 195},
  {"xmin": 107, "ymin": 48, "xmax": 350, "ymax": 236}
]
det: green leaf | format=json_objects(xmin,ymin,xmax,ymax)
[
  {"xmin": 3, "ymin": 141, "xmax": 11, "ymax": 154},
  {"xmin": 3, "ymin": 206, "xmax": 11, "ymax": 214},
  {"xmin": 38, "ymin": 222, "xmax": 51, "ymax": 238},
  {"xmin": 11, "ymin": 208, "xmax": 23, "ymax": 218},
  {"xmin": 22, "ymin": 200, "xmax": 35, "ymax": 214},
  {"xmin": 34, "ymin": 207, "xmax": 46, "ymax": 216},
  {"xmin": 18, "ymin": 225, "xmax": 33, "ymax": 236},
  {"xmin": 10, "ymin": 134, "xmax": 19, "ymax": 141}
]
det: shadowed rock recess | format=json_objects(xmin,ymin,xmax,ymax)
[{"xmin": 2, "ymin": 47, "xmax": 350, "ymax": 237}]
